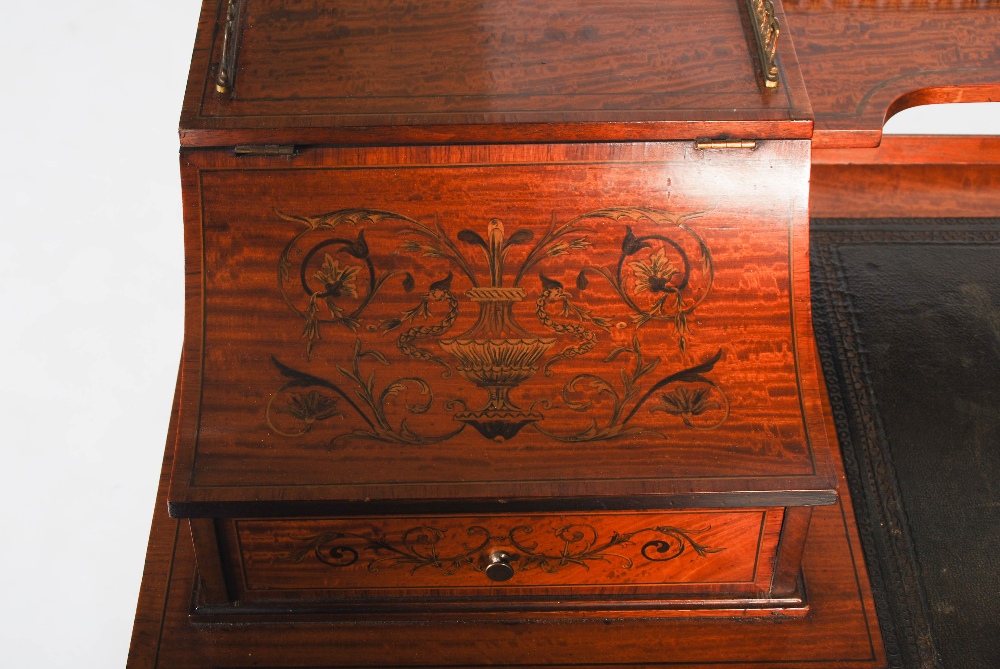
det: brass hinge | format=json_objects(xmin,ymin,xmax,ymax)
[
  {"xmin": 234, "ymin": 144, "xmax": 297, "ymax": 156},
  {"xmin": 695, "ymin": 140, "xmax": 758, "ymax": 150}
]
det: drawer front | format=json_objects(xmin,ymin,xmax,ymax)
[{"xmin": 224, "ymin": 509, "xmax": 782, "ymax": 606}]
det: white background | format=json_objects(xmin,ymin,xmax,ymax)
[{"xmin": 0, "ymin": 2, "xmax": 996, "ymax": 667}]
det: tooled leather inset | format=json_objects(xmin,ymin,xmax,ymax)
[{"xmin": 808, "ymin": 219, "xmax": 1000, "ymax": 669}]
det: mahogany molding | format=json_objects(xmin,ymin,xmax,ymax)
[
  {"xmin": 811, "ymin": 136, "xmax": 1000, "ymax": 218},
  {"xmin": 813, "ymin": 135, "xmax": 1000, "ymax": 166}
]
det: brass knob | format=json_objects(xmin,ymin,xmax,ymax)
[{"xmin": 483, "ymin": 550, "xmax": 515, "ymax": 582}]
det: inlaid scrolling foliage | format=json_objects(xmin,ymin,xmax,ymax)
[
  {"xmin": 267, "ymin": 207, "xmax": 730, "ymax": 445},
  {"xmin": 288, "ymin": 523, "xmax": 722, "ymax": 577}
]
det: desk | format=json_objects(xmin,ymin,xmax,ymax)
[{"xmin": 128, "ymin": 1, "xmax": 999, "ymax": 666}]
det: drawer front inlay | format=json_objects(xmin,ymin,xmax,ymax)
[
  {"xmin": 288, "ymin": 522, "xmax": 721, "ymax": 575},
  {"xmin": 231, "ymin": 509, "xmax": 781, "ymax": 600}
]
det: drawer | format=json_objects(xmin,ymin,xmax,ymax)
[{"xmin": 208, "ymin": 509, "xmax": 785, "ymax": 612}]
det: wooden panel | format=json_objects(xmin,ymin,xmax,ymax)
[
  {"xmin": 813, "ymin": 136, "xmax": 1000, "ymax": 167},
  {"xmin": 812, "ymin": 164, "xmax": 1000, "ymax": 219},
  {"xmin": 227, "ymin": 510, "xmax": 780, "ymax": 604},
  {"xmin": 189, "ymin": 518, "xmax": 231, "ymax": 606},
  {"xmin": 785, "ymin": 0, "xmax": 1000, "ymax": 148},
  {"xmin": 128, "ymin": 361, "xmax": 885, "ymax": 666},
  {"xmin": 769, "ymin": 505, "xmax": 811, "ymax": 596},
  {"xmin": 179, "ymin": 0, "xmax": 813, "ymax": 146},
  {"xmin": 167, "ymin": 141, "xmax": 836, "ymax": 515},
  {"xmin": 811, "ymin": 136, "xmax": 1000, "ymax": 218}
]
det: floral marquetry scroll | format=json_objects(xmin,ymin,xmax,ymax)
[
  {"xmin": 229, "ymin": 508, "xmax": 788, "ymax": 597},
  {"xmin": 288, "ymin": 523, "xmax": 722, "ymax": 578},
  {"xmin": 265, "ymin": 207, "xmax": 730, "ymax": 447}
]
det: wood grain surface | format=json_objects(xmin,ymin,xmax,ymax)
[
  {"xmin": 785, "ymin": 0, "xmax": 1000, "ymax": 148},
  {"xmin": 168, "ymin": 140, "xmax": 835, "ymax": 516},
  {"xmin": 178, "ymin": 0, "xmax": 813, "ymax": 146},
  {"xmin": 128, "ymin": 348, "xmax": 885, "ymax": 667},
  {"xmin": 177, "ymin": 1, "xmax": 1000, "ymax": 149},
  {"xmin": 219, "ymin": 509, "xmax": 780, "ymax": 605},
  {"xmin": 812, "ymin": 136, "xmax": 1000, "ymax": 218}
]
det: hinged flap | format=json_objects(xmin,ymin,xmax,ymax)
[{"xmin": 167, "ymin": 141, "xmax": 835, "ymax": 517}]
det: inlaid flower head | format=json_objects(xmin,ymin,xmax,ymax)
[
  {"xmin": 629, "ymin": 248, "xmax": 679, "ymax": 295},
  {"xmin": 655, "ymin": 386, "xmax": 721, "ymax": 427},
  {"xmin": 278, "ymin": 390, "xmax": 342, "ymax": 424},
  {"xmin": 314, "ymin": 254, "xmax": 361, "ymax": 300}
]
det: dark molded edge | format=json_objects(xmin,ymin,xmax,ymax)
[
  {"xmin": 167, "ymin": 489, "xmax": 837, "ymax": 519},
  {"xmin": 188, "ymin": 584, "xmax": 808, "ymax": 620},
  {"xmin": 178, "ymin": 120, "xmax": 815, "ymax": 149}
]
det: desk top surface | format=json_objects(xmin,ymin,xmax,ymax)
[
  {"xmin": 178, "ymin": 0, "xmax": 1000, "ymax": 148},
  {"xmin": 179, "ymin": 0, "xmax": 814, "ymax": 146}
]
